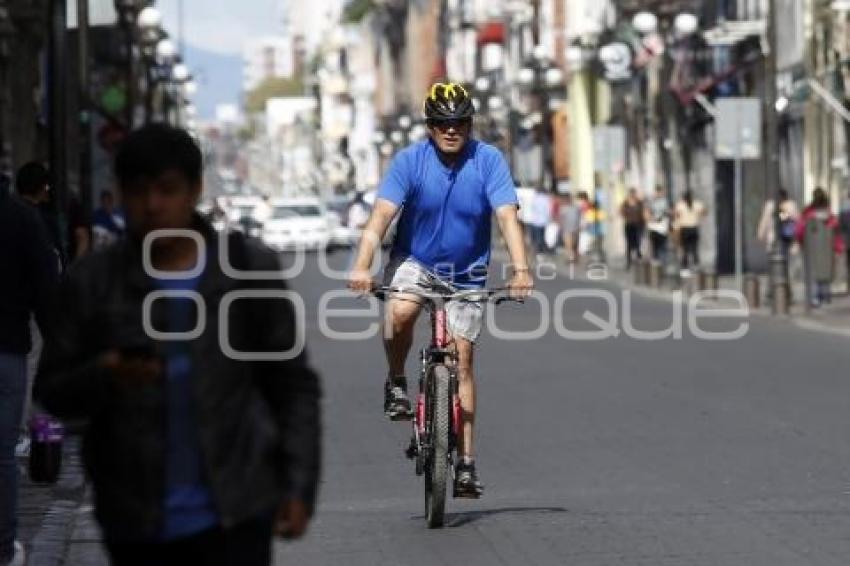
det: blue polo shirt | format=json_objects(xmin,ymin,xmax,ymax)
[{"xmin": 378, "ymin": 139, "xmax": 518, "ymax": 288}]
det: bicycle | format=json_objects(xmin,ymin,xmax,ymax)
[{"xmin": 372, "ymin": 284, "xmax": 521, "ymax": 528}]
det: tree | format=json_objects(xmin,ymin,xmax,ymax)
[
  {"xmin": 343, "ymin": 0, "xmax": 375, "ymax": 23},
  {"xmin": 244, "ymin": 76, "xmax": 306, "ymax": 114}
]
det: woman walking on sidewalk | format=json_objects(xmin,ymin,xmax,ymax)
[
  {"xmin": 674, "ymin": 191, "xmax": 706, "ymax": 275},
  {"xmin": 757, "ymin": 188, "xmax": 799, "ymax": 260},
  {"xmin": 645, "ymin": 186, "xmax": 671, "ymax": 262},
  {"xmin": 620, "ymin": 188, "xmax": 645, "ymax": 269},
  {"xmin": 795, "ymin": 187, "xmax": 844, "ymax": 307}
]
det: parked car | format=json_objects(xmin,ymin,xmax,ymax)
[
  {"xmin": 227, "ymin": 195, "xmax": 265, "ymax": 238},
  {"xmin": 325, "ymin": 195, "xmax": 361, "ymax": 248},
  {"xmin": 262, "ymin": 198, "xmax": 331, "ymax": 251}
]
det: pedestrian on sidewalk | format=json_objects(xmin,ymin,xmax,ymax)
[
  {"xmin": 91, "ymin": 190, "xmax": 126, "ymax": 251},
  {"xmin": 795, "ymin": 187, "xmax": 844, "ymax": 307},
  {"xmin": 558, "ymin": 192, "xmax": 581, "ymax": 263},
  {"xmin": 530, "ymin": 186, "xmax": 552, "ymax": 257},
  {"xmin": 35, "ymin": 124, "xmax": 322, "ymax": 566},
  {"xmin": 839, "ymin": 190, "xmax": 850, "ymax": 290},
  {"xmin": 620, "ymin": 188, "xmax": 645, "ymax": 269},
  {"xmin": 0, "ymin": 173, "xmax": 59, "ymax": 566},
  {"xmin": 15, "ymin": 163, "xmax": 63, "ymax": 268},
  {"xmin": 645, "ymin": 185, "xmax": 671, "ymax": 263},
  {"xmin": 13, "ymin": 163, "xmax": 65, "ymax": 462},
  {"xmin": 66, "ymin": 193, "xmax": 92, "ymax": 264},
  {"xmin": 757, "ymin": 188, "xmax": 799, "ymax": 260},
  {"xmin": 674, "ymin": 191, "xmax": 707, "ymax": 275}
]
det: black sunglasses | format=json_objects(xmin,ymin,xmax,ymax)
[{"xmin": 427, "ymin": 118, "xmax": 472, "ymax": 130}]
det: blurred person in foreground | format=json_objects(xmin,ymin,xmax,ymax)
[
  {"xmin": 0, "ymin": 171, "xmax": 59, "ymax": 566},
  {"xmin": 348, "ymin": 82, "xmax": 532, "ymax": 498},
  {"xmin": 35, "ymin": 124, "xmax": 321, "ymax": 566}
]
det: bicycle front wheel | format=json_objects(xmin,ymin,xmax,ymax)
[{"xmin": 425, "ymin": 363, "xmax": 450, "ymax": 528}]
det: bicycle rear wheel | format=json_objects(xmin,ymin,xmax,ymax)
[{"xmin": 425, "ymin": 363, "xmax": 450, "ymax": 528}]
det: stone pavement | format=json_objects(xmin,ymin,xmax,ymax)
[{"xmin": 18, "ymin": 437, "xmax": 89, "ymax": 566}]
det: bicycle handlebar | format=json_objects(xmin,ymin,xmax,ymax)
[{"xmin": 370, "ymin": 285, "xmax": 524, "ymax": 305}]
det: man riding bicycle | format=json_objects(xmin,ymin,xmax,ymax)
[{"xmin": 348, "ymin": 82, "xmax": 533, "ymax": 497}]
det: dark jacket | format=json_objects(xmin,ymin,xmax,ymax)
[
  {"xmin": 0, "ymin": 190, "xmax": 59, "ymax": 354},
  {"xmin": 35, "ymin": 217, "xmax": 321, "ymax": 541}
]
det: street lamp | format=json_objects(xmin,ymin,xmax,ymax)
[
  {"xmin": 137, "ymin": 6, "xmax": 163, "ymax": 123},
  {"xmin": 632, "ymin": 11, "xmax": 659, "ymax": 35},
  {"xmin": 183, "ymin": 79, "xmax": 198, "ymax": 98},
  {"xmin": 137, "ymin": 6, "xmax": 162, "ymax": 55},
  {"xmin": 673, "ymin": 13, "xmax": 699, "ymax": 37},
  {"xmin": 518, "ymin": 45, "xmax": 564, "ymax": 190},
  {"xmin": 172, "ymin": 62, "xmax": 190, "ymax": 83},
  {"xmin": 155, "ymin": 38, "xmax": 177, "ymax": 65},
  {"xmin": 114, "ymin": 0, "xmax": 147, "ymax": 128}
]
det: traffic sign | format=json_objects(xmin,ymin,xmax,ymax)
[{"xmin": 715, "ymin": 98, "xmax": 762, "ymax": 160}]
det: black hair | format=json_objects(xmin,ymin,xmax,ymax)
[
  {"xmin": 100, "ymin": 190, "xmax": 114, "ymax": 201},
  {"xmin": 15, "ymin": 162, "xmax": 49, "ymax": 196},
  {"xmin": 811, "ymin": 187, "xmax": 829, "ymax": 208},
  {"xmin": 683, "ymin": 191, "xmax": 694, "ymax": 210},
  {"xmin": 115, "ymin": 123, "xmax": 202, "ymax": 188},
  {"xmin": 777, "ymin": 189, "xmax": 789, "ymax": 202}
]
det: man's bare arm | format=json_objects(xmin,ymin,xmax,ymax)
[
  {"xmin": 495, "ymin": 205, "xmax": 533, "ymax": 297},
  {"xmin": 348, "ymin": 199, "xmax": 399, "ymax": 291}
]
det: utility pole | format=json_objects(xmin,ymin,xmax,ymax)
[
  {"xmin": 765, "ymin": 0, "xmax": 790, "ymax": 314},
  {"xmin": 78, "ymin": 0, "xmax": 93, "ymax": 215},
  {"xmin": 48, "ymin": 0, "xmax": 69, "ymax": 258}
]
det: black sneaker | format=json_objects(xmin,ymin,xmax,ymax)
[
  {"xmin": 454, "ymin": 459, "xmax": 484, "ymax": 498},
  {"xmin": 384, "ymin": 379, "xmax": 412, "ymax": 421}
]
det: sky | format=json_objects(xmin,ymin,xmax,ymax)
[
  {"xmin": 156, "ymin": 0, "xmax": 288, "ymax": 118},
  {"xmin": 159, "ymin": 0, "xmax": 286, "ymax": 55}
]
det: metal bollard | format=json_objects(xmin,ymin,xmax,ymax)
[
  {"xmin": 633, "ymin": 261, "xmax": 645, "ymax": 285},
  {"xmin": 744, "ymin": 274, "xmax": 760, "ymax": 308},
  {"xmin": 695, "ymin": 269, "xmax": 707, "ymax": 291},
  {"xmin": 768, "ymin": 249, "xmax": 790, "ymax": 315},
  {"xmin": 703, "ymin": 269, "xmax": 718, "ymax": 293},
  {"xmin": 648, "ymin": 261, "xmax": 664, "ymax": 288},
  {"xmin": 641, "ymin": 259, "xmax": 651, "ymax": 286}
]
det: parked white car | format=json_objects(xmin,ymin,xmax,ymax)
[
  {"xmin": 325, "ymin": 196, "xmax": 361, "ymax": 248},
  {"xmin": 262, "ymin": 198, "xmax": 331, "ymax": 251}
]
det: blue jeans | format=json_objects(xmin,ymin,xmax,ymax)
[{"xmin": 0, "ymin": 353, "xmax": 26, "ymax": 561}]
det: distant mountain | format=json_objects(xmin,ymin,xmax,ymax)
[{"xmin": 183, "ymin": 44, "xmax": 243, "ymax": 120}]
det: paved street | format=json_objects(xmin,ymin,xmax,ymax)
[{"xmin": 275, "ymin": 252, "xmax": 850, "ymax": 566}]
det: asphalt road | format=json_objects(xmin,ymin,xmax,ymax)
[{"xmin": 275, "ymin": 251, "xmax": 850, "ymax": 566}]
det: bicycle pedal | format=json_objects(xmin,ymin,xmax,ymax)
[
  {"xmin": 453, "ymin": 488, "xmax": 482, "ymax": 499},
  {"xmin": 404, "ymin": 443, "xmax": 417, "ymax": 460},
  {"xmin": 387, "ymin": 408, "xmax": 413, "ymax": 421}
]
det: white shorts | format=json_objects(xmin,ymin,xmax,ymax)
[{"xmin": 382, "ymin": 256, "xmax": 484, "ymax": 343}]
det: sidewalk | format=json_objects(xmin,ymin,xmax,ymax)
[
  {"xmin": 18, "ymin": 435, "xmax": 113, "ymax": 565},
  {"xmin": 17, "ymin": 436, "xmax": 92, "ymax": 566},
  {"xmin": 542, "ymin": 251, "xmax": 850, "ymax": 338}
]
